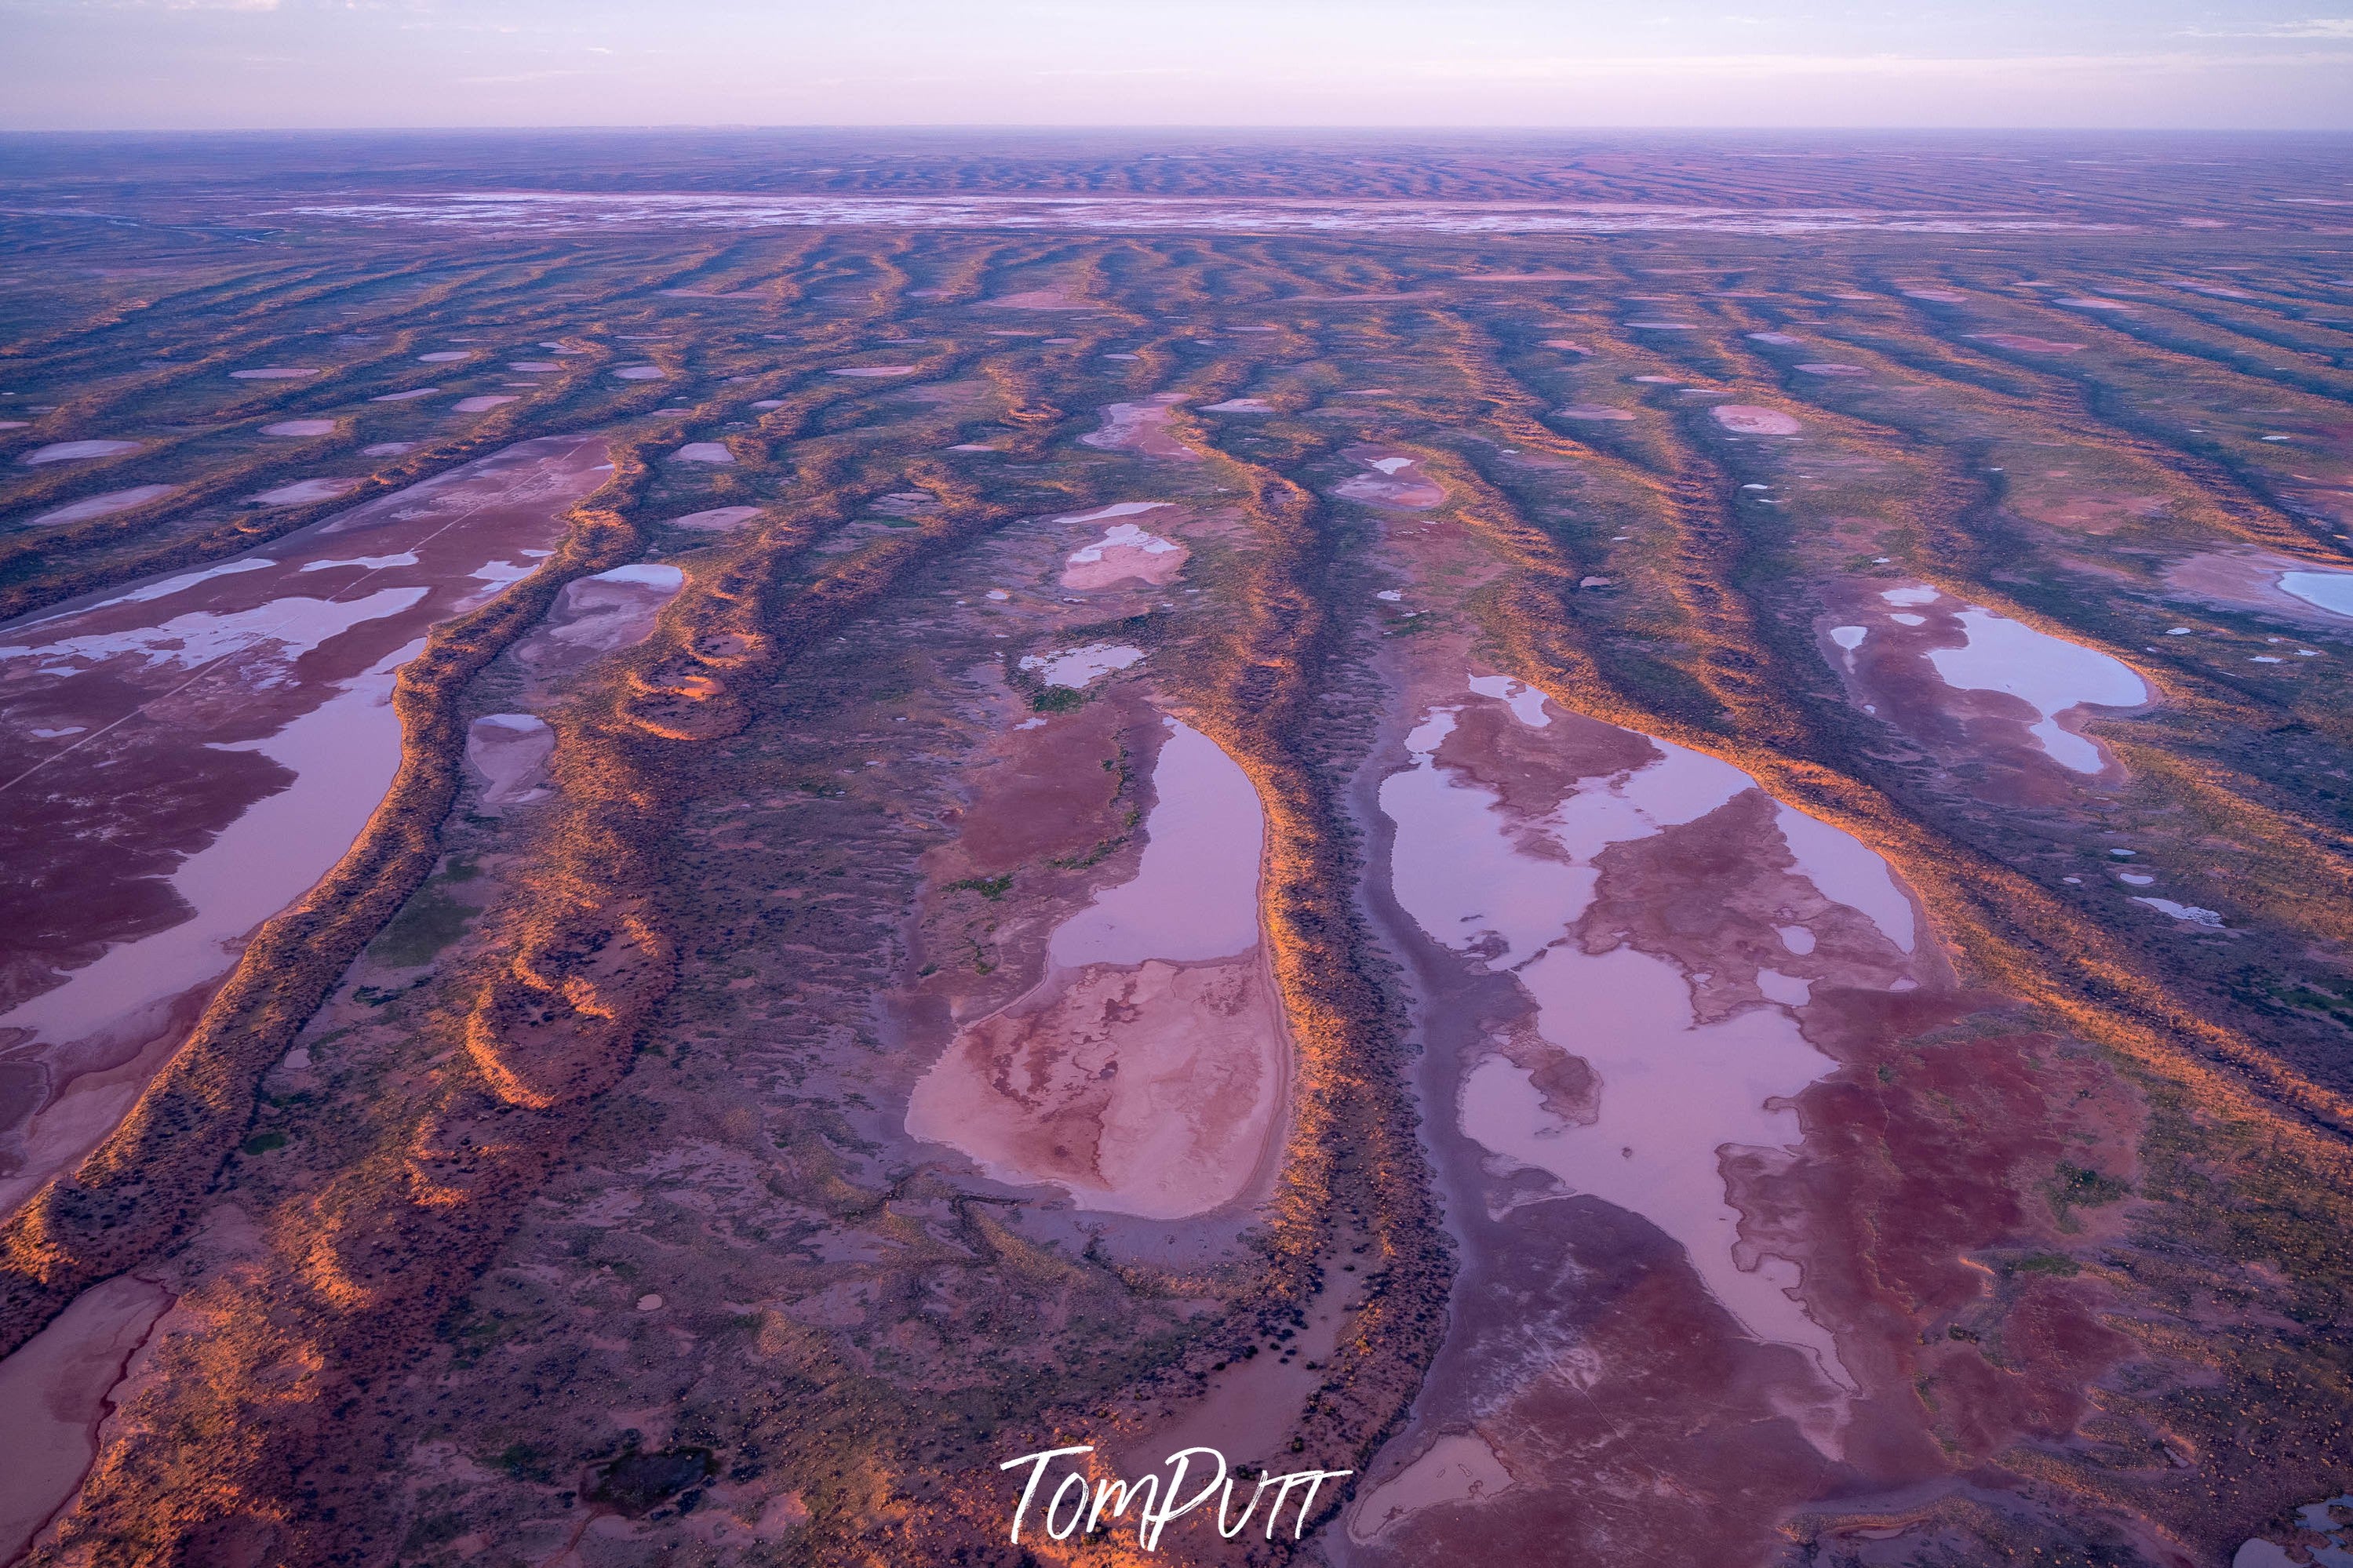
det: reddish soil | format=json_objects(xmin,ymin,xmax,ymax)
[
  {"xmin": 1079, "ymin": 395, "xmax": 1199, "ymax": 461},
  {"xmin": 1339, "ymin": 514, "xmax": 2149, "ymax": 1568},
  {"xmin": 908, "ymin": 953, "xmax": 1282, "ymax": 1218},
  {"xmin": 0, "ymin": 435, "xmax": 610, "ymax": 1214},
  {"xmin": 0, "ymin": 1273, "xmax": 169, "ymax": 1562},
  {"xmin": 1816, "ymin": 582, "xmax": 2133, "ymax": 802},
  {"xmin": 2032, "ymin": 491, "xmax": 2172, "ymax": 534},
  {"xmin": 2165, "ymin": 548, "xmax": 2352, "ymax": 625},
  {"xmin": 947, "ymin": 697, "xmax": 1134, "ymax": 873},
  {"xmin": 1060, "ymin": 518, "xmax": 1189, "ymax": 591},
  {"xmin": 464, "ymin": 715, "xmax": 554, "ymax": 811},
  {"xmin": 906, "ymin": 611, "xmax": 1288, "ymax": 1221},
  {"xmin": 1332, "ymin": 446, "xmax": 1446, "ymax": 509}
]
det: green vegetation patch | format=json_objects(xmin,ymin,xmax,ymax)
[
  {"xmin": 1049, "ymin": 836, "xmax": 1125, "ymax": 871},
  {"xmin": 369, "ymin": 878, "xmax": 479, "ymax": 967},
  {"xmin": 2048, "ymin": 1162, "xmax": 2133, "ymax": 1226},
  {"xmin": 588, "ymin": 1446, "xmax": 716, "ymax": 1517}
]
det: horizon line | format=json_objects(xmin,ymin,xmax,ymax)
[{"xmin": 7, "ymin": 123, "xmax": 2353, "ymax": 138}]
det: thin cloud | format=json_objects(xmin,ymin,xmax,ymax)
[
  {"xmin": 2177, "ymin": 17, "xmax": 2353, "ymax": 38},
  {"xmin": 454, "ymin": 69, "xmax": 586, "ymax": 85},
  {"xmin": 1400, "ymin": 49, "xmax": 2353, "ymax": 82},
  {"xmin": 1028, "ymin": 65, "xmax": 1200, "ymax": 78}
]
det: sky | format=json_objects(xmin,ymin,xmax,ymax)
[{"xmin": 5, "ymin": 1, "xmax": 2353, "ymax": 133}]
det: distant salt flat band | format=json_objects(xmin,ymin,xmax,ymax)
[{"xmin": 281, "ymin": 194, "xmax": 2133, "ymax": 238}]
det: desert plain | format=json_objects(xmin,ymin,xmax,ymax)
[{"xmin": 0, "ymin": 131, "xmax": 2348, "ymax": 1566}]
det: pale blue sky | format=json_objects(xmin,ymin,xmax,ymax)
[{"xmin": 5, "ymin": 1, "xmax": 2353, "ymax": 131}]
